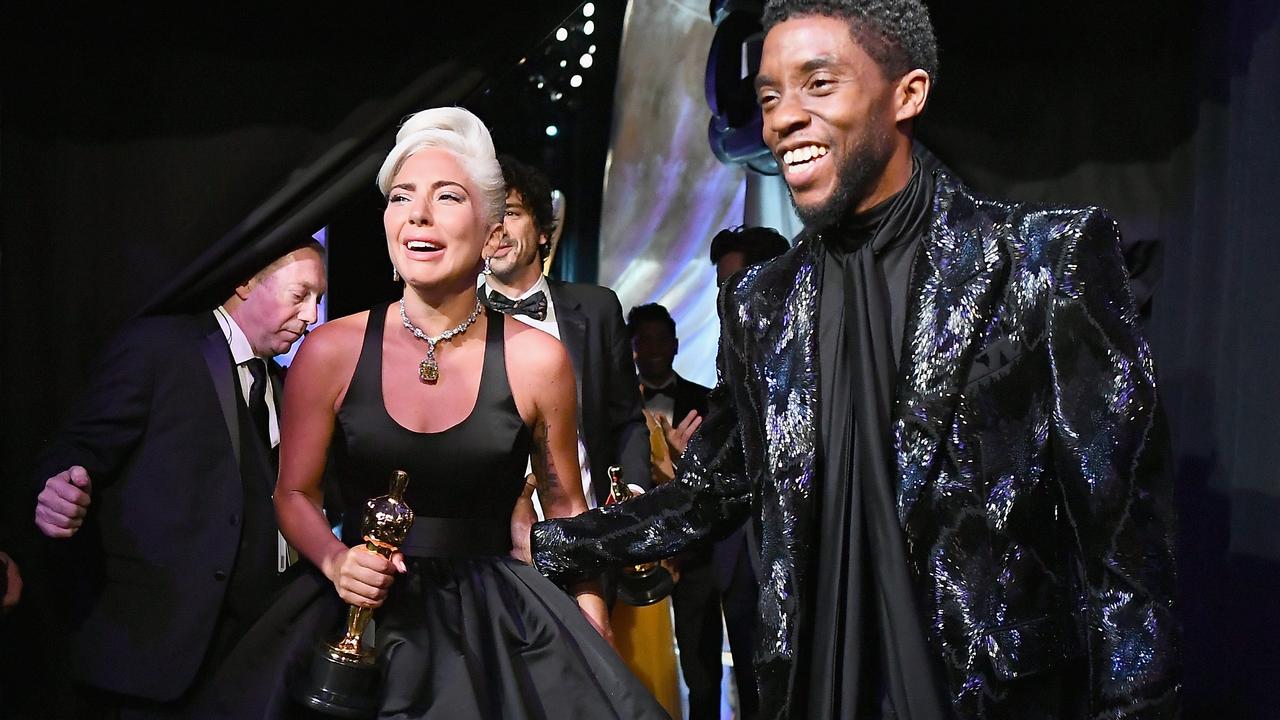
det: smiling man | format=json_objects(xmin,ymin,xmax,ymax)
[
  {"xmin": 482, "ymin": 155, "xmax": 650, "ymax": 511},
  {"xmin": 529, "ymin": 2, "xmax": 1180, "ymax": 719},
  {"xmin": 32, "ymin": 239, "xmax": 326, "ymax": 717}
]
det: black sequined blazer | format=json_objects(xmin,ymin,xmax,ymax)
[{"xmin": 533, "ymin": 169, "xmax": 1180, "ymax": 719}]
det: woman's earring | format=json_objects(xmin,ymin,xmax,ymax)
[
  {"xmin": 392, "ymin": 266, "xmax": 400, "ymax": 283},
  {"xmin": 481, "ymin": 256, "xmax": 493, "ymax": 276}
]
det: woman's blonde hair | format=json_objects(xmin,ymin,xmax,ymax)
[{"xmin": 375, "ymin": 106, "xmax": 504, "ymax": 226}]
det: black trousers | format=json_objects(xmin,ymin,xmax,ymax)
[{"xmin": 671, "ymin": 549, "xmax": 725, "ymax": 720}]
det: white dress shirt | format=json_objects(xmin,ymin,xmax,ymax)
[
  {"xmin": 214, "ymin": 306, "xmax": 294, "ymax": 570},
  {"xmin": 482, "ymin": 276, "xmax": 596, "ymax": 515},
  {"xmin": 213, "ymin": 306, "xmax": 280, "ymax": 448},
  {"xmin": 640, "ymin": 375, "xmax": 678, "ymax": 426}
]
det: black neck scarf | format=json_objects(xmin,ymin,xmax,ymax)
[{"xmin": 804, "ymin": 160, "xmax": 952, "ymax": 719}]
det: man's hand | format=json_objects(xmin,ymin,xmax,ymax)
[
  {"xmin": 509, "ymin": 474, "xmax": 538, "ymax": 565},
  {"xmin": 0, "ymin": 552, "xmax": 22, "ymax": 612},
  {"xmin": 35, "ymin": 465, "xmax": 93, "ymax": 538},
  {"xmin": 659, "ymin": 410, "xmax": 703, "ymax": 458}
]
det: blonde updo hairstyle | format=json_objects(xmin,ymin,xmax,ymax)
[{"xmin": 375, "ymin": 107, "xmax": 505, "ymax": 227}]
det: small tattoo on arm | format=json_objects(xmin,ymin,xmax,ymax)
[{"xmin": 531, "ymin": 421, "xmax": 562, "ymax": 496}]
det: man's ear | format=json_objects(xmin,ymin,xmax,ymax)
[
  {"xmin": 234, "ymin": 277, "xmax": 256, "ymax": 301},
  {"xmin": 895, "ymin": 68, "xmax": 931, "ymax": 123},
  {"xmin": 487, "ymin": 222, "xmax": 505, "ymax": 246}
]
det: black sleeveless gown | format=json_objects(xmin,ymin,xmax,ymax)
[{"xmin": 191, "ymin": 305, "xmax": 669, "ymax": 719}]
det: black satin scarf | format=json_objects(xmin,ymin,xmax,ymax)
[{"xmin": 805, "ymin": 160, "xmax": 952, "ymax": 719}]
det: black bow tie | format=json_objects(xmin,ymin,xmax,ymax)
[
  {"xmin": 484, "ymin": 288, "xmax": 548, "ymax": 321},
  {"xmin": 642, "ymin": 384, "xmax": 675, "ymax": 402}
]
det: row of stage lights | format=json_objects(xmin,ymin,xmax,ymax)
[{"xmin": 519, "ymin": 2, "xmax": 599, "ymax": 138}]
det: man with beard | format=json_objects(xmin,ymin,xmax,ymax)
[
  {"xmin": 482, "ymin": 155, "xmax": 650, "ymax": 511},
  {"xmin": 526, "ymin": 1, "xmax": 1181, "ymax": 719}
]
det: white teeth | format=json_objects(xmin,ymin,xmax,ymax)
[
  {"xmin": 782, "ymin": 145, "xmax": 827, "ymax": 166},
  {"xmin": 407, "ymin": 241, "xmax": 439, "ymax": 251}
]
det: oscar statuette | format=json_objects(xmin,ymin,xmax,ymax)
[
  {"xmin": 605, "ymin": 465, "xmax": 674, "ymax": 606},
  {"xmin": 292, "ymin": 470, "xmax": 415, "ymax": 718}
]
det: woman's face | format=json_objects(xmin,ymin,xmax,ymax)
[{"xmin": 384, "ymin": 148, "xmax": 499, "ymax": 292}]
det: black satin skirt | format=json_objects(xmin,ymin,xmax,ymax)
[{"xmin": 188, "ymin": 558, "xmax": 670, "ymax": 719}]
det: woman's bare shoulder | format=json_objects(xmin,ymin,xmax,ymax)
[
  {"xmin": 503, "ymin": 316, "xmax": 572, "ymax": 373},
  {"xmin": 290, "ymin": 310, "xmax": 371, "ymax": 375}
]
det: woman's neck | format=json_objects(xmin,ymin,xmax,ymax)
[{"xmin": 401, "ymin": 281, "xmax": 480, "ymax": 335}]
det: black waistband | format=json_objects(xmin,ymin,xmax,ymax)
[{"xmin": 399, "ymin": 516, "xmax": 512, "ymax": 558}]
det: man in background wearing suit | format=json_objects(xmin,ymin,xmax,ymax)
[
  {"xmin": 482, "ymin": 155, "xmax": 650, "ymax": 507},
  {"xmin": 626, "ymin": 302, "xmax": 732, "ymax": 720},
  {"xmin": 32, "ymin": 240, "xmax": 326, "ymax": 718}
]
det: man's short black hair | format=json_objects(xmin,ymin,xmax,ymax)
[
  {"xmin": 627, "ymin": 303, "xmax": 677, "ymax": 339},
  {"xmin": 498, "ymin": 154, "xmax": 556, "ymax": 258},
  {"xmin": 709, "ymin": 226, "xmax": 791, "ymax": 266},
  {"xmin": 762, "ymin": 0, "xmax": 938, "ymax": 82}
]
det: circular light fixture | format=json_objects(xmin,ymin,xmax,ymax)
[
  {"xmin": 589, "ymin": 44, "xmax": 597, "ymax": 54},
  {"xmin": 579, "ymin": 53, "xmax": 593, "ymax": 69},
  {"xmin": 583, "ymin": 20, "xmax": 595, "ymax": 35},
  {"xmin": 583, "ymin": 2, "xmax": 595, "ymax": 17},
  {"xmin": 559, "ymin": 59, "xmax": 568, "ymax": 68},
  {"xmin": 546, "ymin": 125, "xmax": 559, "ymax": 137},
  {"xmin": 555, "ymin": 27, "xmax": 568, "ymax": 42},
  {"xmin": 570, "ymin": 74, "xmax": 583, "ymax": 88}
]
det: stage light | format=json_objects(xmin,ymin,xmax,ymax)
[
  {"xmin": 555, "ymin": 27, "xmax": 568, "ymax": 42},
  {"xmin": 589, "ymin": 44, "xmax": 597, "ymax": 54},
  {"xmin": 546, "ymin": 125, "xmax": 559, "ymax": 137},
  {"xmin": 570, "ymin": 74, "xmax": 583, "ymax": 87},
  {"xmin": 551, "ymin": 91, "xmax": 563, "ymax": 101},
  {"xmin": 583, "ymin": 2, "xmax": 595, "ymax": 17},
  {"xmin": 579, "ymin": 53, "xmax": 593, "ymax": 68},
  {"xmin": 560, "ymin": 60, "xmax": 568, "ymax": 68},
  {"xmin": 584, "ymin": 20, "xmax": 595, "ymax": 35}
]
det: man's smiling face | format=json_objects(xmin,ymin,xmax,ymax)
[{"xmin": 756, "ymin": 15, "xmax": 900, "ymax": 226}]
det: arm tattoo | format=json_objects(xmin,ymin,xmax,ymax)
[{"xmin": 531, "ymin": 420, "xmax": 562, "ymax": 496}]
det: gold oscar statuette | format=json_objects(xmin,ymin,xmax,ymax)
[
  {"xmin": 605, "ymin": 465, "xmax": 674, "ymax": 606},
  {"xmin": 292, "ymin": 470, "xmax": 415, "ymax": 719}
]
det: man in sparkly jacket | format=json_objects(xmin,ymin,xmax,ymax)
[{"xmin": 530, "ymin": 1, "xmax": 1181, "ymax": 718}]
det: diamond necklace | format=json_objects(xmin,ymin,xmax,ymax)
[{"xmin": 398, "ymin": 298, "xmax": 483, "ymax": 384}]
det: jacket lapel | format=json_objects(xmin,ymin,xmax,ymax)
[
  {"xmin": 894, "ymin": 169, "xmax": 1008, "ymax": 528},
  {"xmin": 199, "ymin": 321, "xmax": 241, "ymax": 466},
  {"xmin": 549, "ymin": 283, "xmax": 588, "ymax": 416}
]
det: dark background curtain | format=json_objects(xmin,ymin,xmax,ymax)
[{"xmin": 2, "ymin": 1, "xmax": 1277, "ymax": 717}]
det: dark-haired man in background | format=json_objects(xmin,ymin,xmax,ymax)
[
  {"xmin": 483, "ymin": 155, "xmax": 650, "ymax": 510},
  {"xmin": 626, "ymin": 303, "xmax": 728, "ymax": 720},
  {"xmin": 32, "ymin": 241, "xmax": 326, "ymax": 718},
  {"xmin": 530, "ymin": 1, "xmax": 1180, "ymax": 718},
  {"xmin": 709, "ymin": 225, "xmax": 791, "ymax": 287}
]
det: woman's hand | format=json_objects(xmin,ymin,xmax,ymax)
[
  {"xmin": 322, "ymin": 545, "xmax": 407, "ymax": 608},
  {"xmin": 574, "ymin": 585, "xmax": 614, "ymax": 648},
  {"xmin": 509, "ymin": 474, "xmax": 538, "ymax": 565}
]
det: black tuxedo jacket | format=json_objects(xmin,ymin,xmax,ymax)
[
  {"xmin": 535, "ymin": 169, "xmax": 1180, "ymax": 719},
  {"xmin": 667, "ymin": 374, "xmax": 710, "ymax": 428},
  {"xmin": 546, "ymin": 279, "xmax": 651, "ymax": 503},
  {"xmin": 34, "ymin": 313, "xmax": 279, "ymax": 702}
]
